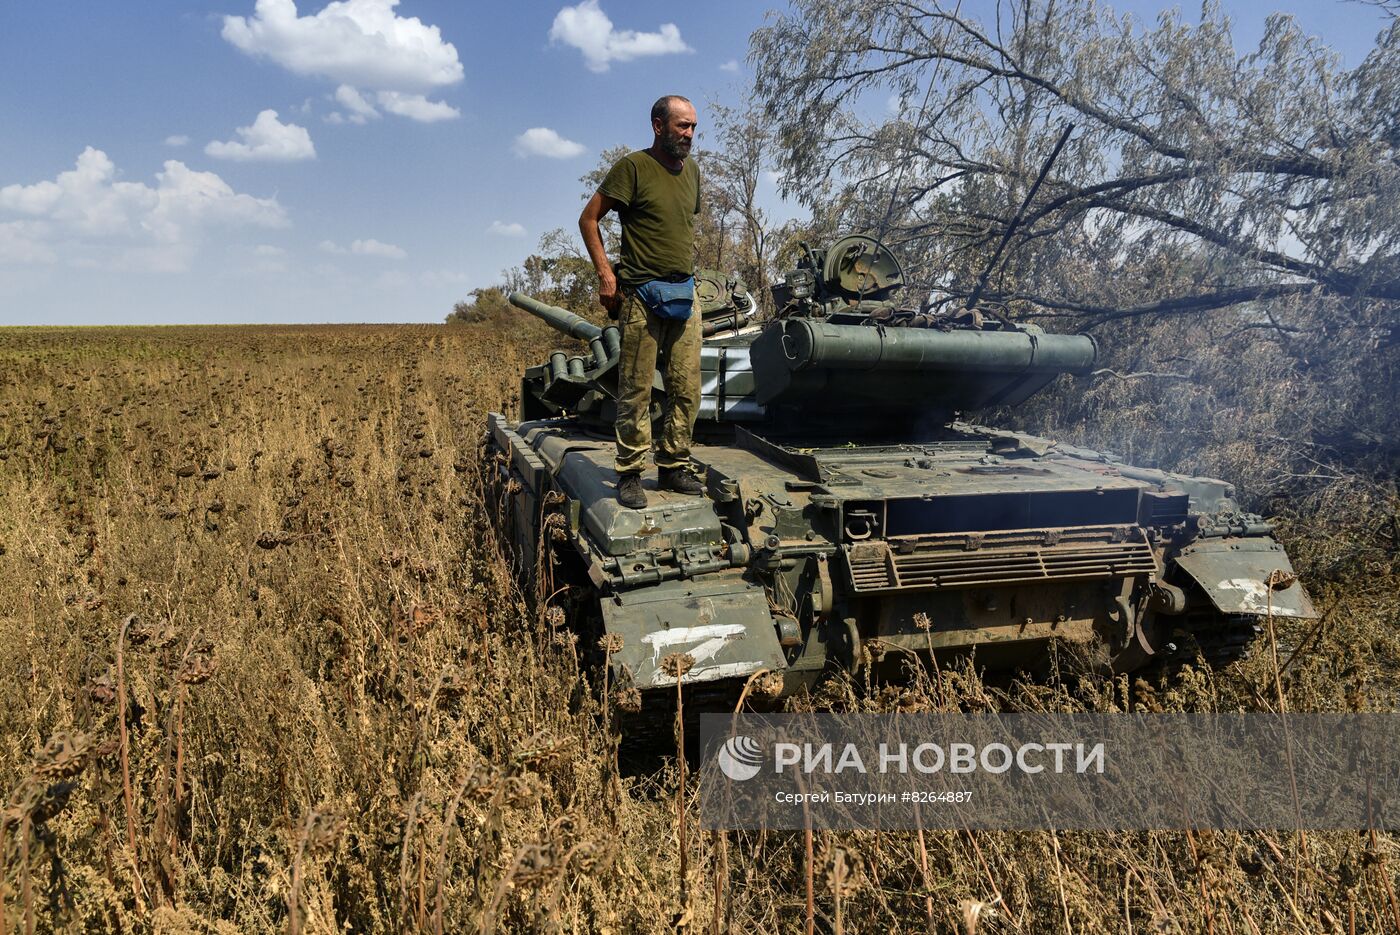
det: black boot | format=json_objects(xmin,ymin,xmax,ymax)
[
  {"xmin": 658, "ymin": 465, "xmax": 704, "ymax": 496},
  {"xmin": 617, "ymin": 472, "xmax": 647, "ymax": 509}
]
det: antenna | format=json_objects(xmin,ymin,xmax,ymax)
[{"xmin": 963, "ymin": 122, "xmax": 1075, "ymax": 312}]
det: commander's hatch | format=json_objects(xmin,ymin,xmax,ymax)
[{"xmin": 822, "ymin": 234, "xmax": 905, "ymax": 305}]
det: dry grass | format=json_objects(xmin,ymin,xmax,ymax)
[{"xmin": 0, "ymin": 320, "xmax": 1396, "ymax": 933}]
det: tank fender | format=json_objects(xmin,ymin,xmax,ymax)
[
  {"xmin": 602, "ymin": 576, "xmax": 787, "ymax": 689},
  {"xmin": 1173, "ymin": 538, "xmax": 1316, "ymax": 619}
]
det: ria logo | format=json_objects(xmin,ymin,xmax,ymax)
[{"xmin": 717, "ymin": 735, "xmax": 764, "ymax": 781}]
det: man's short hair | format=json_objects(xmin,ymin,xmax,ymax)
[{"xmin": 651, "ymin": 95, "xmax": 692, "ymax": 124}]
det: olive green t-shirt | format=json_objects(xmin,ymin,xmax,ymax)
[{"xmin": 598, "ymin": 150, "xmax": 700, "ymax": 288}]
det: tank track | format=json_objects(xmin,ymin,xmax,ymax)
[
  {"xmin": 614, "ymin": 681, "xmax": 757, "ymax": 766},
  {"xmin": 1164, "ymin": 613, "xmax": 1262, "ymax": 668}
]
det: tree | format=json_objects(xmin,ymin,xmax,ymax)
[
  {"xmin": 445, "ymin": 287, "xmax": 512, "ymax": 324},
  {"xmin": 753, "ymin": 0, "xmax": 1399, "ymax": 555},
  {"xmin": 696, "ymin": 101, "xmax": 780, "ymax": 311},
  {"xmin": 498, "ymin": 228, "xmax": 603, "ymax": 318},
  {"xmin": 751, "ymin": 0, "xmax": 1400, "ymax": 322}
]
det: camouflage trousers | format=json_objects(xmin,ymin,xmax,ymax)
[{"xmin": 614, "ymin": 288, "xmax": 701, "ymax": 475}]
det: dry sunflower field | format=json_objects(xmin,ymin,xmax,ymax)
[{"xmin": 1, "ymin": 318, "xmax": 1398, "ymax": 934}]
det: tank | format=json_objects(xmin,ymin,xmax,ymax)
[{"xmin": 484, "ymin": 235, "xmax": 1314, "ymax": 711}]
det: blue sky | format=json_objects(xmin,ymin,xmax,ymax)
[{"xmin": 0, "ymin": 0, "xmax": 1389, "ymax": 325}]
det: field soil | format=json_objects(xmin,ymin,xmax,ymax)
[{"xmin": 1, "ymin": 322, "xmax": 1397, "ymax": 933}]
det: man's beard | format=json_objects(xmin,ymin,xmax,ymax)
[{"xmin": 660, "ymin": 129, "xmax": 691, "ymax": 160}]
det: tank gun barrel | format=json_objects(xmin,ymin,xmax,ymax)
[{"xmin": 509, "ymin": 292, "xmax": 603, "ymax": 342}]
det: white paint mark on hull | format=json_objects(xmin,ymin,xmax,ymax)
[
  {"xmin": 651, "ymin": 660, "xmax": 764, "ymax": 687},
  {"xmin": 642, "ymin": 622, "xmax": 747, "ymax": 667}
]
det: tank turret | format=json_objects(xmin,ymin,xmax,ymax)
[
  {"xmin": 511, "ymin": 236, "xmax": 1100, "ymax": 436},
  {"xmin": 752, "ymin": 234, "xmax": 1102, "ymax": 424}
]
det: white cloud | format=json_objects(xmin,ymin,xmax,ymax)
[
  {"xmin": 513, "ymin": 127, "xmax": 585, "ymax": 159},
  {"xmin": 351, "ymin": 238, "xmax": 406, "ymax": 259},
  {"xmin": 487, "ymin": 220, "xmax": 526, "ymax": 237},
  {"xmin": 375, "ymin": 91, "xmax": 458, "ymax": 123},
  {"xmin": 206, "ymin": 110, "xmax": 316, "ymax": 162},
  {"xmin": 0, "ymin": 147, "xmax": 286, "ymax": 271},
  {"xmin": 321, "ymin": 238, "xmax": 405, "ymax": 258},
  {"xmin": 549, "ymin": 0, "xmax": 691, "ymax": 73},
  {"xmin": 222, "ymin": 0, "xmax": 463, "ymax": 90},
  {"xmin": 0, "ymin": 221, "xmax": 57, "ymax": 265},
  {"xmin": 719, "ymin": 59, "xmax": 739, "ymax": 73},
  {"xmin": 334, "ymin": 84, "xmax": 380, "ymax": 123},
  {"xmin": 0, "ymin": 178, "xmax": 67, "ymax": 218},
  {"xmin": 224, "ymin": 3, "xmax": 462, "ymax": 125},
  {"xmin": 165, "ymin": 134, "xmax": 191, "ymax": 147},
  {"xmin": 145, "ymin": 160, "xmax": 289, "ymax": 240},
  {"xmin": 253, "ymin": 244, "xmax": 286, "ymax": 256}
]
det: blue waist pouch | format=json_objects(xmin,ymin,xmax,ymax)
[{"xmin": 635, "ymin": 276, "xmax": 694, "ymax": 321}]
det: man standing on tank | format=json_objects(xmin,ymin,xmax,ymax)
[{"xmin": 579, "ymin": 95, "xmax": 705, "ymax": 510}]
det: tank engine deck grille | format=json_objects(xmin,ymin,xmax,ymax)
[{"xmin": 845, "ymin": 525, "xmax": 1156, "ymax": 592}]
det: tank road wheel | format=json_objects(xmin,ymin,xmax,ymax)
[
  {"xmin": 1165, "ymin": 613, "xmax": 1262, "ymax": 668},
  {"xmin": 1157, "ymin": 578, "xmax": 1264, "ymax": 669},
  {"xmin": 1111, "ymin": 609, "xmax": 1261, "ymax": 673},
  {"xmin": 480, "ymin": 430, "xmax": 540, "ymax": 592},
  {"xmin": 481, "ymin": 437, "xmax": 511, "ymax": 533}
]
